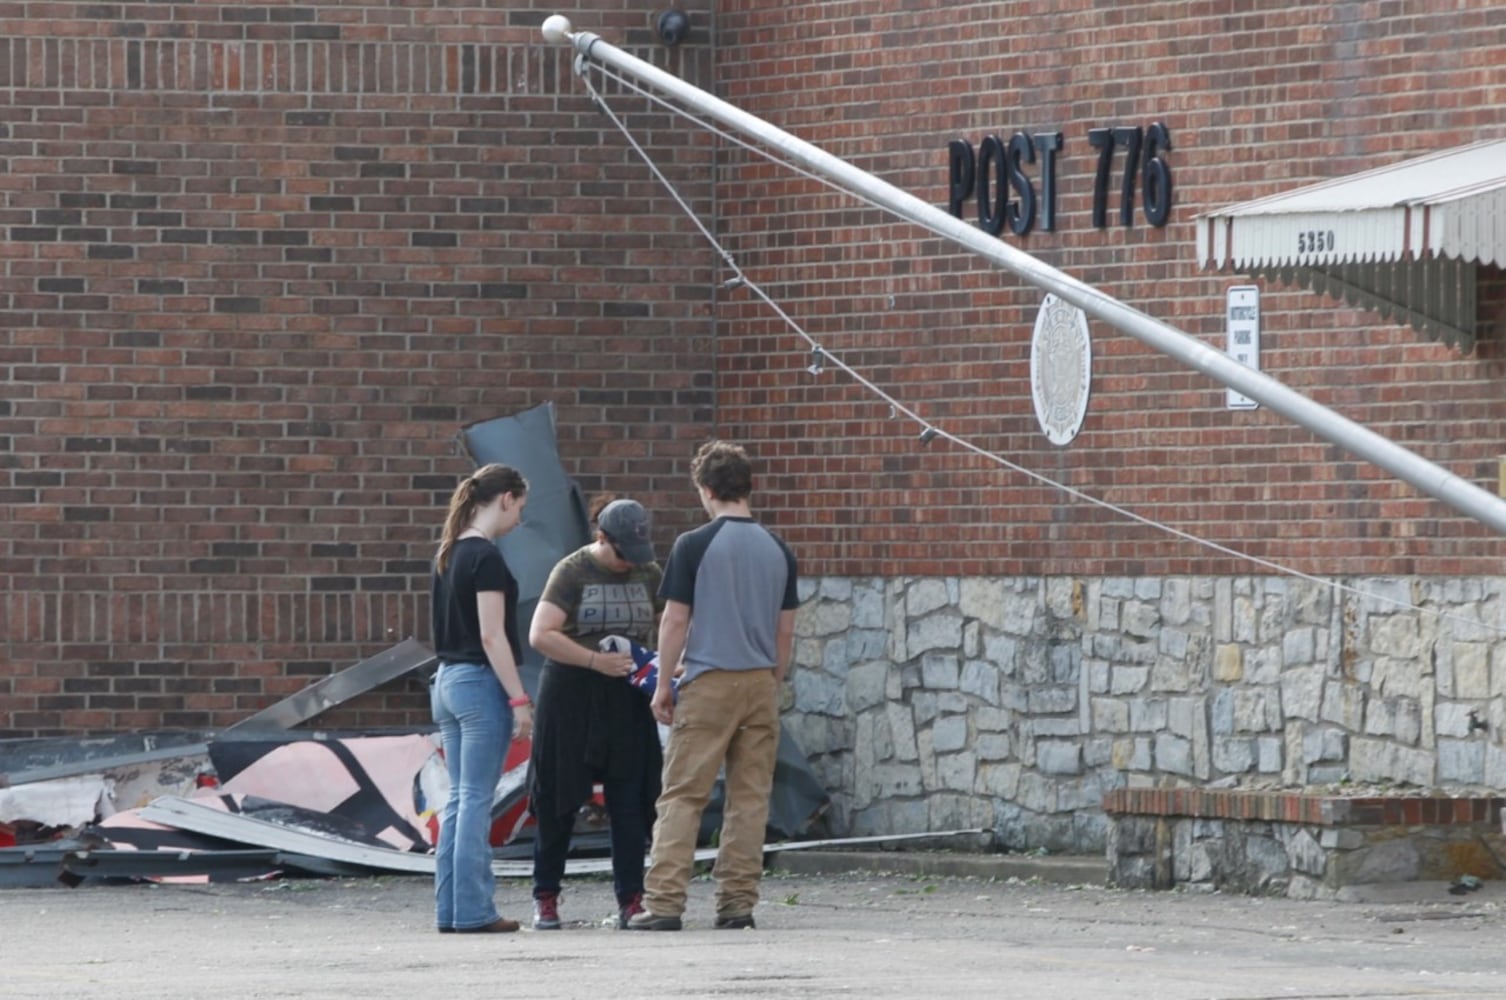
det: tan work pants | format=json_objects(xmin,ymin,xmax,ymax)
[{"xmin": 643, "ymin": 668, "xmax": 780, "ymax": 919}]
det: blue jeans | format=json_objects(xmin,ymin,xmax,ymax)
[{"xmin": 431, "ymin": 662, "xmax": 513, "ymax": 931}]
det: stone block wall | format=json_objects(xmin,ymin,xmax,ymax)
[{"xmin": 786, "ymin": 574, "xmax": 1506, "ymax": 852}]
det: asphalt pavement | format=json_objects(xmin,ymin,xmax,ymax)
[{"xmin": 4, "ymin": 860, "xmax": 1504, "ymax": 999}]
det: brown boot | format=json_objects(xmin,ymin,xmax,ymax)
[{"xmin": 455, "ymin": 916, "xmax": 520, "ymax": 933}]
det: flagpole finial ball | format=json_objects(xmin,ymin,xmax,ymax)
[{"xmin": 541, "ymin": 15, "xmax": 573, "ymax": 44}]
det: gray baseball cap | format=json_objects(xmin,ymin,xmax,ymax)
[{"xmin": 597, "ymin": 499, "xmax": 655, "ymax": 565}]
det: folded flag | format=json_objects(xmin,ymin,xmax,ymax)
[{"xmin": 599, "ymin": 635, "xmax": 678, "ymax": 702}]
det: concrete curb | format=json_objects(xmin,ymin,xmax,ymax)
[{"xmin": 769, "ymin": 850, "xmax": 1108, "ymax": 885}]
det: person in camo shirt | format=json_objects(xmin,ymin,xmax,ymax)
[{"xmin": 526, "ymin": 495, "xmax": 665, "ymax": 931}]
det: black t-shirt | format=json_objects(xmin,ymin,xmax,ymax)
[{"xmin": 431, "ymin": 537, "xmax": 521, "ymax": 667}]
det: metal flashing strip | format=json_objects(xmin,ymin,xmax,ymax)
[
  {"xmin": 139, "ymin": 796, "xmax": 439, "ymax": 873},
  {"xmin": 60, "ymin": 848, "xmax": 368, "ymax": 880},
  {"xmin": 0, "ymin": 849, "xmax": 73, "ymax": 888},
  {"xmin": 759, "ymin": 828, "xmax": 988, "ymax": 852},
  {"xmin": 141, "ymin": 795, "xmax": 721, "ymax": 875},
  {"xmin": 224, "ymin": 638, "xmax": 437, "ymax": 734},
  {"xmin": 4, "ymin": 743, "xmax": 210, "ymax": 788},
  {"xmin": 141, "ymin": 796, "xmax": 985, "ymax": 877},
  {"xmin": 7, "ymin": 640, "xmax": 436, "ymax": 788},
  {"xmin": 0, "ymin": 732, "xmax": 212, "ymax": 779},
  {"xmin": 0, "ymin": 844, "xmax": 76, "ymax": 866}
]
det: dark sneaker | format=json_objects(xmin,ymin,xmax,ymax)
[
  {"xmin": 626, "ymin": 910, "xmax": 683, "ymax": 931},
  {"xmin": 714, "ymin": 914, "xmax": 756, "ymax": 930},
  {"xmin": 533, "ymin": 891, "xmax": 562, "ymax": 931},
  {"xmin": 617, "ymin": 892, "xmax": 645, "ymax": 930}
]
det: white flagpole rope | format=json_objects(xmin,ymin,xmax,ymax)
[{"xmin": 544, "ymin": 16, "xmax": 1506, "ymax": 635}]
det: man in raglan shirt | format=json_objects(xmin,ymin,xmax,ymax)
[{"xmin": 627, "ymin": 440, "xmax": 799, "ymax": 931}]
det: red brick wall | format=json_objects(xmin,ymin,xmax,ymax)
[
  {"xmin": 7, "ymin": 2, "xmax": 1506, "ymax": 738},
  {"xmin": 0, "ymin": 1, "xmax": 716, "ymax": 736},
  {"xmin": 712, "ymin": 1, "xmax": 1506, "ymax": 579}
]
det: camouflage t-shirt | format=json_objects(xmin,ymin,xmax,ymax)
[{"xmin": 537, "ymin": 545, "xmax": 664, "ymax": 654}]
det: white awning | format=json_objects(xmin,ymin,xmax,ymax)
[{"xmin": 1196, "ymin": 139, "xmax": 1506, "ymax": 350}]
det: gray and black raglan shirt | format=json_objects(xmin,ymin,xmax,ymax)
[{"xmin": 658, "ymin": 515, "xmax": 799, "ymax": 687}]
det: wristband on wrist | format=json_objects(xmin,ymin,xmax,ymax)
[
  {"xmin": 508, "ymin": 695, "xmax": 531, "ymax": 708},
  {"xmin": 588, "ymin": 651, "xmax": 596, "ymax": 669}
]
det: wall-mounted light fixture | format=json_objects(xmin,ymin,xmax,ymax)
[{"xmin": 655, "ymin": 9, "xmax": 690, "ymax": 46}]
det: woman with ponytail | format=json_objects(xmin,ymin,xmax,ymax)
[{"xmin": 430, "ymin": 463, "xmax": 532, "ymax": 934}]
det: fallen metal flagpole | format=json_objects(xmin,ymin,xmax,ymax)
[{"xmin": 541, "ymin": 16, "xmax": 1506, "ymax": 536}]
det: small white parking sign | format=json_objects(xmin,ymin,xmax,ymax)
[{"xmin": 1226, "ymin": 286, "xmax": 1260, "ymax": 410}]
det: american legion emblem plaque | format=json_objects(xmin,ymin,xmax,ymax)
[{"xmin": 1029, "ymin": 293, "xmax": 1092, "ymax": 447}]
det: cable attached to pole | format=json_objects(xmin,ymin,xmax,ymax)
[{"xmin": 559, "ymin": 21, "xmax": 1506, "ymax": 636}]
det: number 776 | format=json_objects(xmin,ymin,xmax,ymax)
[{"xmin": 1088, "ymin": 123, "xmax": 1173, "ymax": 229}]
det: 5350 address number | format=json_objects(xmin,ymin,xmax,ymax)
[{"xmin": 1297, "ymin": 230, "xmax": 1336, "ymax": 254}]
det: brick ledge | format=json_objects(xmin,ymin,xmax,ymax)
[{"xmin": 1102, "ymin": 788, "xmax": 1505, "ymax": 827}]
